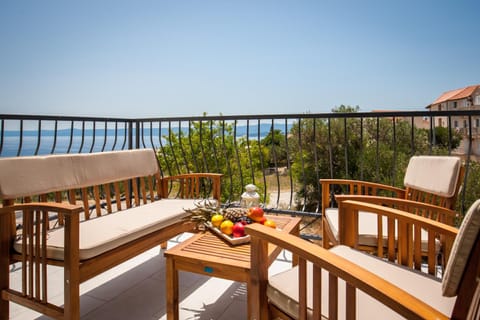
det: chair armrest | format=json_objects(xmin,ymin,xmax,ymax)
[
  {"xmin": 246, "ymin": 223, "xmax": 449, "ymax": 320},
  {"xmin": 334, "ymin": 195, "xmax": 458, "ymax": 226},
  {"xmin": 161, "ymin": 173, "xmax": 223, "ymax": 201},
  {"xmin": 339, "ymin": 200, "xmax": 458, "ymax": 269},
  {"xmin": 320, "ymin": 179, "xmax": 406, "ymax": 214}
]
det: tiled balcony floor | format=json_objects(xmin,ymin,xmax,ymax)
[{"xmin": 9, "ymin": 232, "xmax": 294, "ymax": 320}]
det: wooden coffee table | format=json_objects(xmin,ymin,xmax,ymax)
[{"xmin": 164, "ymin": 215, "xmax": 301, "ymax": 319}]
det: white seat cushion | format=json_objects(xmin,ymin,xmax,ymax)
[
  {"xmin": 325, "ymin": 208, "xmax": 441, "ymax": 252},
  {"xmin": 267, "ymin": 245, "xmax": 456, "ymax": 319},
  {"xmin": 14, "ymin": 199, "xmax": 195, "ymax": 261}
]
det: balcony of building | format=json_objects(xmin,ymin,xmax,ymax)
[{"xmin": 2, "ymin": 109, "xmax": 480, "ymax": 319}]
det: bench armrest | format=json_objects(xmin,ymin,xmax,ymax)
[{"xmin": 246, "ymin": 223, "xmax": 449, "ymax": 320}]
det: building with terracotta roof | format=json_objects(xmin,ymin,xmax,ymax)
[{"xmin": 427, "ymin": 84, "xmax": 480, "ymax": 158}]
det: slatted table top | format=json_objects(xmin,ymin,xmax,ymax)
[{"xmin": 164, "ymin": 215, "xmax": 301, "ymax": 273}]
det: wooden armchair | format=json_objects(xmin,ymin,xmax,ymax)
[
  {"xmin": 247, "ymin": 199, "xmax": 480, "ymax": 319},
  {"xmin": 321, "ymin": 156, "xmax": 464, "ymax": 250}
]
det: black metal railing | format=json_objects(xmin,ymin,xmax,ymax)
[{"xmin": 2, "ymin": 110, "xmax": 480, "ymax": 238}]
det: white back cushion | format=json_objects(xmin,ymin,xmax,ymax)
[
  {"xmin": 0, "ymin": 149, "xmax": 159, "ymax": 199},
  {"xmin": 404, "ymin": 156, "xmax": 461, "ymax": 197}
]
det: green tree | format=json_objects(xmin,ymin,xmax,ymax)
[
  {"xmin": 288, "ymin": 105, "xmax": 450, "ymax": 211},
  {"xmin": 156, "ymin": 120, "xmax": 268, "ymax": 203},
  {"xmin": 261, "ymin": 129, "xmax": 289, "ymax": 167}
]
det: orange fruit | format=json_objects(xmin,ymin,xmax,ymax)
[
  {"xmin": 264, "ymin": 219, "xmax": 276, "ymax": 229},
  {"xmin": 211, "ymin": 214, "xmax": 224, "ymax": 228},
  {"xmin": 220, "ymin": 220, "xmax": 234, "ymax": 235}
]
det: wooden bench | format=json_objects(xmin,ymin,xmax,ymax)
[{"xmin": 0, "ymin": 149, "xmax": 222, "ymax": 320}]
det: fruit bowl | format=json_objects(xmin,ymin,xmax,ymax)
[{"xmin": 205, "ymin": 222, "xmax": 251, "ymax": 245}]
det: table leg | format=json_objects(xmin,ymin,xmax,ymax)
[{"xmin": 166, "ymin": 257, "xmax": 179, "ymax": 320}]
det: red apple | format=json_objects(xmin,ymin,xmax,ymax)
[
  {"xmin": 232, "ymin": 222, "xmax": 246, "ymax": 238},
  {"xmin": 247, "ymin": 206, "xmax": 264, "ymax": 222}
]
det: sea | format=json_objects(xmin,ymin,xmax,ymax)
[{"xmin": 0, "ymin": 123, "xmax": 293, "ymax": 157}]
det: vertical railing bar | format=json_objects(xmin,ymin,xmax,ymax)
[
  {"xmin": 88, "ymin": 121, "xmax": 96, "ymax": 153},
  {"xmin": 297, "ymin": 118, "xmax": 306, "ymax": 211},
  {"xmin": 410, "ymin": 116, "xmax": 415, "ymax": 156},
  {"xmin": 167, "ymin": 121, "xmax": 181, "ymax": 174},
  {"xmin": 328, "ymin": 118, "xmax": 333, "ymax": 179},
  {"xmin": 312, "ymin": 118, "xmax": 320, "ymax": 212},
  {"xmin": 79, "ymin": 121, "xmax": 86, "ymax": 153},
  {"xmin": 121, "ymin": 121, "xmax": 128, "ymax": 150},
  {"xmin": 177, "ymin": 121, "xmax": 190, "ymax": 172},
  {"xmin": 188, "ymin": 120, "xmax": 200, "ymax": 172},
  {"xmin": 66, "ymin": 120, "xmax": 74, "ymax": 153},
  {"xmin": 392, "ymin": 117, "xmax": 397, "ymax": 186},
  {"xmin": 138, "ymin": 122, "xmax": 145, "ymax": 148},
  {"xmin": 447, "ymin": 116, "xmax": 452, "ymax": 155},
  {"xmin": 134, "ymin": 120, "xmax": 141, "ymax": 150},
  {"xmin": 101, "ymin": 120, "xmax": 108, "ymax": 152},
  {"xmin": 210, "ymin": 120, "xmax": 220, "ymax": 173},
  {"xmin": 461, "ymin": 115, "xmax": 473, "ymax": 215},
  {"xmin": 112, "ymin": 122, "xmax": 118, "ymax": 151},
  {"xmin": 270, "ymin": 120, "xmax": 280, "ymax": 208},
  {"xmin": 34, "ymin": 120, "xmax": 42, "ymax": 155},
  {"xmin": 158, "ymin": 121, "xmax": 172, "ymax": 177},
  {"xmin": 286, "ymin": 118, "xmax": 295, "ymax": 210},
  {"xmin": 222, "ymin": 120, "xmax": 234, "ymax": 203},
  {"xmin": 375, "ymin": 117, "xmax": 380, "ymax": 180},
  {"xmin": 428, "ymin": 116, "xmax": 435, "ymax": 154},
  {"xmin": 147, "ymin": 121, "xmax": 154, "ymax": 151},
  {"xmin": 360, "ymin": 117, "xmax": 364, "ymax": 180},
  {"xmin": 233, "ymin": 120, "xmax": 244, "ymax": 193},
  {"xmin": 246, "ymin": 119, "xmax": 255, "ymax": 184},
  {"xmin": 16, "ymin": 119, "xmax": 24, "ymax": 156},
  {"xmin": 0, "ymin": 119, "xmax": 4, "ymax": 155},
  {"xmin": 144, "ymin": 121, "xmax": 151, "ymax": 149},
  {"xmin": 199, "ymin": 121, "xmax": 209, "ymax": 172},
  {"xmin": 50, "ymin": 120, "xmax": 58, "ymax": 154},
  {"xmin": 343, "ymin": 118, "xmax": 348, "ymax": 179},
  {"xmin": 257, "ymin": 119, "xmax": 267, "ymax": 205}
]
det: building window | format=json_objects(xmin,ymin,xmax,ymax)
[
  {"xmin": 475, "ymin": 95, "xmax": 480, "ymax": 105},
  {"xmin": 464, "ymin": 120, "xmax": 468, "ymax": 128},
  {"xmin": 453, "ymin": 101, "xmax": 458, "ymax": 109},
  {"xmin": 476, "ymin": 118, "xmax": 480, "ymax": 128},
  {"xmin": 454, "ymin": 120, "xmax": 459, "ymax": 128}
]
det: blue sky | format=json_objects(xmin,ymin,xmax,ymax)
[{"xmin": 1, "ymin": 1, "xmax": 479, "ymax": 117}]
